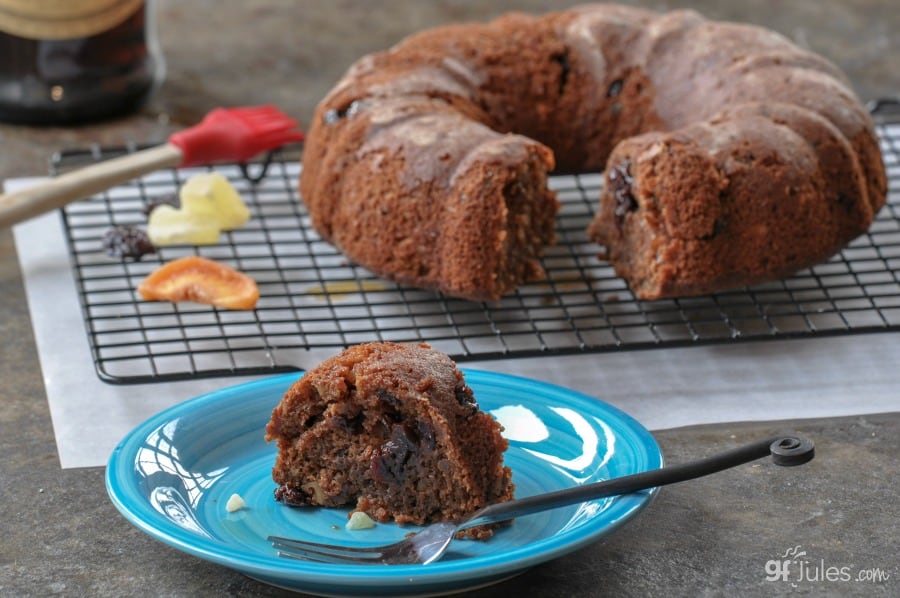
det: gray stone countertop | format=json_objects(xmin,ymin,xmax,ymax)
[{"xmin": 1, "ymin": 1, "xmax": 898, "ymax": 596}]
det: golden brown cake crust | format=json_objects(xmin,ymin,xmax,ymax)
[
  {"xmin": 300, "ymin": 3, "xmax": 887, "ymax": 300},
  {"xmin": 265, "ymin": 342, "xmax": 514, "ymax": 538}
]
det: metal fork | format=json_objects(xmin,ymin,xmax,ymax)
[{"xmin": 268, "ymin": 434, "xmax": 814, "ymax": 565}]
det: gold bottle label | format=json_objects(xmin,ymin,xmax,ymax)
[{"xmin": 0, "ymin": 0, "xmax": 143, "ymax": 40}]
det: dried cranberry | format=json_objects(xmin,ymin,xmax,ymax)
[
  {"xmin": 333, "ymin": 413, "xmax": 365, "ymax": 435},
  {"xmin": 454, "ymin": 385, "xmax": 476, "ymax": 408},
  {"xmin": 607, "ymin": 79, "xmax": 624, "ymax": 97},
  {"xmin": 274, "ymin": 484, "xmax": 310, "ymax": 506},
  {"xmin": 375, "ymin": 389, "xmax": 402, "ymax": 417},
  {"xmin": 551, "ymin": 51, "xmax": 571, "ymax": 94},
  {"xmin": 371, "ymin": 424, "xmax": 417, "ymax": 484},
  {"xmin": 102, "ymin": 225, "xmax": 156, "ymax": 260},
  {"xmin": 323, "ymin": 100, "xmax": 363, "ymax": 125},
  {"xmin": 609, "ymin": 161, "xmax": 638, "ymax": 229},
  {"xmin": 416, "ymin": 420, "xmax": 437, "ymax": 451},
  {"xmin": 837, "ymin": 192, "xmax": 855, "ymax": 213}
]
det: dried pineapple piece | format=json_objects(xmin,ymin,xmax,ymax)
[
  {"xmin": 180, "ymin": 172, "xmax": 250, "ymax": 230},
  {"xmin": 147, "ymin": 172, "xmax": 250, "ymax": 246},
  {"xmin": 147, "ymin": 202, "xmax": 220, "ymax": 245}
]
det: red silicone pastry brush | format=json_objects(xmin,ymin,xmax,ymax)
[{"xmin": 0, "ymin": 105, "xmax": 304, "ymax": 228}]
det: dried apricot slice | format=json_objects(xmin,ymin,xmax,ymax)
[{"xmin": 138, "ymin": 256, "xmax": 259, "ymax": 310}]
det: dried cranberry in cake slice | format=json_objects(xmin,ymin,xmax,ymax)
[
  {"xmin": 265, "ymin": 342, "xmax": 514, "ymax": 539},
  {"xmin": 588, "ymin": 133, "xmax": 729, "ymax": 299}
]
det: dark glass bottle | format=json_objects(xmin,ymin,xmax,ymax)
[{"xmin": 0, "ymin": 1, "xmax": 164, "ymax": 125}]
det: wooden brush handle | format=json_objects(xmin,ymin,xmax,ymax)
[{"xmin": 0, "ymin": 143, "xmax": 183, "ymax": 229}]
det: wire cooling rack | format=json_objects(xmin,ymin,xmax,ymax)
[{"xmin": 57, "ymin": 103, "xmax": 900, "ymax": 384}]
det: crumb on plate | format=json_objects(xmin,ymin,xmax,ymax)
[
  {"xmin": 226, "ymin": 493, "xmax": 247, "ymax": 513},
  {"xmin": 346, "ymin": 511, "xmax": 376, "ymax": 530}
]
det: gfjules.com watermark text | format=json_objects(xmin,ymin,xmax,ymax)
[{"xmin": 765, "ymin": 545, "xmax": 891, "ymax": 587}]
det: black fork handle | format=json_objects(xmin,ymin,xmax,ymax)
[{"xmin": 465, "ymin": 435, "xmax": 815, "ymax": 529}]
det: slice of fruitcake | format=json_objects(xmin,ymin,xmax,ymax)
[{"xmin": 265, "ymin": 342, "xmax": 514, "ymax": 539}]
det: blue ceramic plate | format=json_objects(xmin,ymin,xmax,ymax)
[{"xmin": 106, "ymin": 370, "xmax": 662, "ymax": 597}]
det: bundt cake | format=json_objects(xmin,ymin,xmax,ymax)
[
  {"xmin": 265, "ymin": 342, "xmax": 514, "ymax": 539},
  {"xmin": 300, "ymin": 4, "xmax": 886, "ymax": 301}
]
